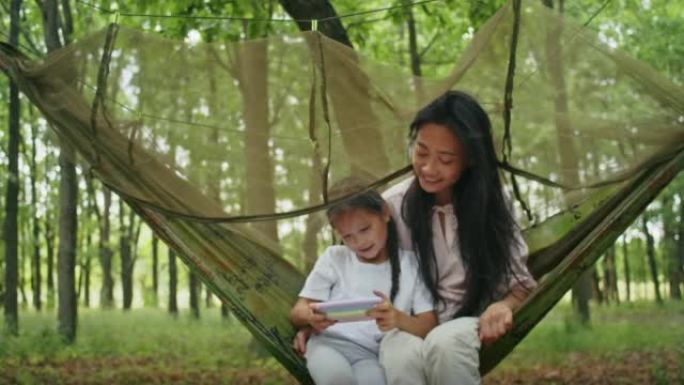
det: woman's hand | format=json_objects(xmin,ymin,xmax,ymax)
[
  {"xmin": 478, "ymin": 301, "xmax": 513, "ymax": 344},
  {"xmin": 292, "ymin": 327, "xmax": 312, "ymax": 356},
  {"xmin": 367, "ymin": 290, "xmax": 402, "ymax": 331}
]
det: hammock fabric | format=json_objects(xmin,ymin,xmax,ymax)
[{"xmin": 1, "ymin": 0, "xmax": 682, "ymax": 382}]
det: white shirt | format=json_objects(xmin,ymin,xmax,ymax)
[
  {"xmin": 383, "ymin": 177, "xmax": 537, "ymax": 323},
  {"xmin": 299, "ymin": 245, "xmax": 434, "ymax": 353}
]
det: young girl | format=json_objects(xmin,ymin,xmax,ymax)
[
  {"xmin": 290, "ymin": 182, "xmax": 437, "ymax": 385},
  {"xmin": 379, "ymin": 90, "xmax": 537, "ymax": 385}
]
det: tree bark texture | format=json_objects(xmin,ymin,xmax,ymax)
[{"xmin": 3, "ymin": 0, "xmax": 22, "ymax": 336}]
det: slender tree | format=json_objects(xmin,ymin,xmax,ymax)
[
  {"xmin": 642, "ymin": 214, "xmax": 663, "ymax": 304},
  {"xmin": 168, "ymin": 249, "xmax": 178, "ymax": 316},
  {"xmin": 404, "ymin": 0, "xmax": 424, "ymax": 101},
  {"xmin": 44, "ymin": 207, "xmax": 56, "ymax": 308},
  {"xmin": 40, "ymin": 0, "xmax": 78, "ymax": 342},
  {"xmin": 602, "ymin": 246, "xmax": 619, "ymax": 304},
  {"xmin": 119, "ymin": 199, "xmax": 133, "ymax": 310},
  {"xmin": 3, "ymin": 0, "xmax": 22, "ymax": 336},
  {"xmin": 28, "ymin": 107, "xmax": 42, "ymax": 311},
  {"xmin": 622, "ymin": 235, "xmax": 631, "ymax": 302},
  {"xmin": 85, "ymin": 176, "xmax": 114, "ymax": 308},
  {"xmin": 42, "ymin": 151, "xmax": 56, "ymax": 308},
  {"xmin": 677, "ymin": 194, "xmax": 684, "ymax": 300},
  {"xmin": 189, "ymin": 269, "xmax": 200, "ymax": 319},
  {"xmin": 151, "ymin": 235, "xmax": 159, "ymax": 305},
  {"xmin": 83, "ymin": 232, "xmax": 92, "ymax": 307},
  {"xmin": 663, "ymin": 195, "xmax": 681, "ymax": 300}
]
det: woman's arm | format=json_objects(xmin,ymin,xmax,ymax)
[
  {"xmin": 478, "ymin": 287, "xmax": 529, "ymax": 344},
  {"xmin": 367, "ymin": 290, "xmax": 438, "ymax": 338}
]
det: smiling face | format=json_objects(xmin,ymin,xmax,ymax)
[
  {"xmin": 412, "ymin": 122, "xmax": 466, "ymax": 205},
  {"xmin": 330, "ymin": 207, "xmax": 390, "ymax": 264}
]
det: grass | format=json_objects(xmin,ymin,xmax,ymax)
[
  {"xmin": 498, "ymin": 300, "xmax": 684, "ymax": 366},
  {"xmin": 0, "ymin": 308, "xmax": 296, "ymax": 384},
  {"xmin": 486, "ymin": 300, "xmax": 684, "ymax": 384},
  {"xmin": 1, "ymin": 300, "xmax": 683, "ymax": 384}
]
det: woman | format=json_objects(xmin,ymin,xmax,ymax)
[{"xmin": 378, "ymin": 90, "xmax": 536, "ymax": 385}]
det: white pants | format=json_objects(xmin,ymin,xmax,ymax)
[
  {"xmin": 306, "ymin": 335, "xmax": 386, "ymax": 385},
  {"xmin": 379, "ymin": 317, "xmax": 481, "ymax": 385}
]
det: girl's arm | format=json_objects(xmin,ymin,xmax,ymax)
[
  {"xmin": 290, "ymin": 297, "xmax": 336, "ymax": 332},
  {"xmin": 367, "ymin": 291, "xmax": 438, "ymax": 338}
]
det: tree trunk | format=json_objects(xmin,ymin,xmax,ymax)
[
  {"xmin": 603, "ymin": 245, "xmax": 619, "ymax": 304},
  {"xmin": 642, "ymin": 215, "xmax": 663, "ymax": 304},
  {"xmin": 664, "ymin": 196, "xmax": 681, "ymax": 300},
  {"xmin": 238, "ymin": 38, "xmax": 278, "ymax": 242},
  {"xmin": 572, "ymin": 271, "xmax": 592, "ymax": 323},
  {"xmin": 152, "ymin": 235, "xmax": 159, "ymax": 305},
  {"xmin": 119, "ymin": 199, "xmax": 133, "ymax": 310},
  {"xmin": 45, "ymin": 213, "xmax": 55, "ymax": 307},
  {"xmin": 3, "ymin": 0, "xmax": 22, "ymax": 336},
  {"xmin": 29, "ymin": 109, "xmax": 42, "ymax": 311},
  {"xmin": 20, "ymin": 221, "xmax": 29, "ymax": 307},
  {"xmin": 591, "ymin": 269, "xmax": 603, "ymax": 305},
  {"xmin": 41, "ymin": 0, "xmax": 78, "ymax": 342},
  {"xmin": 56, "ymin": 141, "xmax": 78, "ymax": 343},
  {"xmin": 302, "ymin": 150, "xmax": 325, "ymax": 271},
  {"xmin": 205, "ymin": 283, "xmax": 212, "ymax": 309},
  {"xmin": 677, "ymin": 194, "xmax": 684, "ymax": 300},
  {"xmin": 189, "ymin": 270, "xmax": 200, "ymax": 319},
  {"xmin": 404, "ymin": 0, "xmax": 424, "ymax": 101},
  {"xmin": 622, "ymin": 235, "xmax": 631, "ymax": 302},
  {"xmin": 100, "ymin": 187, "xmax": 114, "ymax": 307},
  {"xmin": 83, "ymin": 232, "xmax": 92, "ymax": 307},
  {"xmin": 168, "ymin": 249, "xmax": 178, "ymax": 315},
  {"xmin": 221, "ymin": 301, "xmax": 230, "ymax": 319}
]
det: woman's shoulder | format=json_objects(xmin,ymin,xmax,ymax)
[{"xmin": 381, "ymin": 176, "xmax": 414, "ymax": 203}]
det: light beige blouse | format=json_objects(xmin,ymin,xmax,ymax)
[{"xmin": 383, "ymin": 177, "xmax": 537, "ymax": 323}]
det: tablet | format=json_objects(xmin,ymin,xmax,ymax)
[{"xmin": 312, "ymin": 297, "xmax": 383, "ymax": 322}]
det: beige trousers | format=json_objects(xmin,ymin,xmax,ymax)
[{"xmin": 379, "ymin": 317, "xmax": 481, "ymax": 385}]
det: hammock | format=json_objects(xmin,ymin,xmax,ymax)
[{"xmin": 1, "ymin": 1, "xmax": 682, "ymax": 382}]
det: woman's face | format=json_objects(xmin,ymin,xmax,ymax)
[
  {"xmin": 412, "ymin": 123, "xmax": 466, "ymax": 205},
  {"xmin": 331, "ymin": 207, "xmax": 390, "ymax": 264}
]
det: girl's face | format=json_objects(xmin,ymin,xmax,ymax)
[
  {"xmin": 412, "ymin": 123, "xmax": 466, "ymax": 205},
  {"xmin": 331, "ymin": 207, "xmax": 390, "ymax": 264}
]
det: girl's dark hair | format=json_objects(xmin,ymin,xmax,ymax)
[
  {"xmin": 402, "ymin": 90, "xmax": 519, "ymax": 317},
  {"xmin": 326, "ymin": 180, "xmax": 401, "ymax": 302}
]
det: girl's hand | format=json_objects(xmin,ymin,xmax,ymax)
[
  {"xmin": 367, "ymin": 290, "xmax": 402, "ymax": 332},
  {"xmin": 292, "ymin": 327, "xmax": 312, "ymax": 356},
  {"xmin": 308, "ymin": 303, "xmax": 336, "ymax": 332},
  {"xmin": 478, "ymin": 301, "xmax": 513, "ymax": 344}
]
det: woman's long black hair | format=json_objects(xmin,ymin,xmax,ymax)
[
  {"xmin": 402, "ymin": 90, "xmax": 520, "ymax": 317},
  {"xmin": 327, "ymin": 182, "xmax": 402, "ymax": 302}
]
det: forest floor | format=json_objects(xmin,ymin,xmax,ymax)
[{"xmin": 1, "ymin": 301, "xmax": 682, "ymax": 384}]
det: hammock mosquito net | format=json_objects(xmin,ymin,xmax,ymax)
[{"xmin": 1, "ymin": 0, "xmax": 682, "ymax": 382}]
